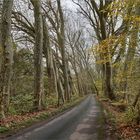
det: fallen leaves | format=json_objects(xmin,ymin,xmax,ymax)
[
  {"xmin": 117, "ymin": 124, "xmax": 140, "ymax": 140},
  {"xmin": 0, "ymin": 106, "xmax": 57, "ymax": 129},
  {"xmin": 97, "ymin": 97, "xmax": 140, "ymax": 140}
]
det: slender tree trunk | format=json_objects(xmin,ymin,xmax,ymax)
[
  {"xmin": 0, "ymin": 0, "xmax": 13, "ymax": 118},
  {"xmin": 122, "ymin": 5, "xmax": 139, "ymax": 100},
  {"xmin": 53, "ymin": 58, "xmax": 60, "ymax": 103},
  {"xmin": 105, "ymin": 61, "xmax": 114, "ymax": 100},
  {"xmin": 57, "ymin": 0, "xmax": 70, "ymax": 101},
  {"xmin": 42, "ymin": 16, "xmax": 54, "ymax": 95},
  {"xmin": 73, "ymin": 65, "xmax": 82, "ymax": 96},
  {"xmin": 70, "ymin": 45, "xmax": 83, "ymax": 96},
  {"xmin": 30, "ymin": 0, "xmax": 44, "ymax": 110},
  {"xmin": 86, "ymin": 68, "xmax": 99, "ymax": 96},
  {"xmin": 57, "ymin": 70, "xmax": 65, "ymax": 106},
  {"xmin": 133, "ymin": 90, "xmax": 140, "ymax": 108},
  {"xmin": 122, "ymin": 28, "xmax": 138, "ymax": 100}
]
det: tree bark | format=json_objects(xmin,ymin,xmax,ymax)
[
  {"xmin": 30, "ymin": 0, "xmax": 44, "ymax": 110},
  {"xmin": 105, "ymin": 61, "xmax": 114, "ymax": 99},
  {"xmin": 57, "ymin": 0, "xmax": 70, "ymax": 101},
  {"xmin": 133, "ymin": 90, "xmax": 140, "ymax": 108},
  {"xmin": 90, "ymin": 0, "xmax": 115, "ymax": 99},
  {"xmin": 122, "ymin": 5, "xmax": 139, "ymax": 100},
  {"xmin": 0, "ymin": 0, "xmax": 13, "ymax": 118},
  {"xmin": 42, "ymin": 16, "xmax": 55, "ymax": 95}
]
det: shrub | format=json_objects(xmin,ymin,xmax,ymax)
[{"xmin": 124, "ymin": 106, "xmax": 139, "ymax": 124}]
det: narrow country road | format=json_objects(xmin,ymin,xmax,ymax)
[{"xmin": 7, "ymin": 95, "xmax": 107, "ymax": 140}]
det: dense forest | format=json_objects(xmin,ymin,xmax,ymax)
[{"xmin": 0, "ymin": 0, "xmax": 140, "ymax": 139}]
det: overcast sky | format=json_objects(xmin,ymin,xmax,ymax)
[{"xmin": 62, "ymin": 0, "xmax": 77, "ymax": 11}]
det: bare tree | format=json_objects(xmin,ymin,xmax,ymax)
[
  {"xmin": 0, "ymin": 0, "xmax": 13, "ymax": 118},
  {"xmin": 30, "ymin": 0, "xmax": 44, "ymax": 110}
]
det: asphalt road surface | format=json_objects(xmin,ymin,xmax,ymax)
[{"xmin": 7, "ymin": 95, "xmax": 107, "ymax": 140}]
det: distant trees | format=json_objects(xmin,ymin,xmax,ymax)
[
  {"xmin": 73, "ymin": 0, "xmax": 140, "ymax": 123},
  {"xmin": 0, "ymin": 0, "xmax": 93, "ymax": 118},
  {"xmin": 72, "ymin": 0, "xmax": 139, "ymax": 100},
  {"xmin": 72, "ymin": 0, "xmax": 117, "ymax": 99}
]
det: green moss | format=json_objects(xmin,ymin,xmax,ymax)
[
  {"xmin": 0, "ymin": 127, "xmax": 9, "ymax": 133},
  {"xmin": 124, "ymin": 106, "xmax": 139, "ymax": 124},
  {"xmin": 111, "ymin": 102, "xmax": 127, "ymax": 112}
]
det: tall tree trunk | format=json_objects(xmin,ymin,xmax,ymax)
[
  {"xmin": 105, "ymin": 61, "xmax": 114, "ymax": 99},
  {"xmin": 42, "ymin": 16, "xmax": 54, "ymax": 95},
  {"xmin": 30, "ymin": 0, "xmax": 44, "ymax": 110},
  {"xmin": 90, "ymin": 0, "xmax": 115, "ymax": 99},
  {"xmin": 71, "ymin": 60, "xmax": 83, "ymax": 96},
  {"xmin": 122, "ymin": 5, "xmax": 139, "ymax": 100},
  {"xmin": 57, "ymin": 0, "xmax": 70, "ymax": 101},
  {"xmin": 86, "ymin": 68, "xmax": 99, "ymax": 96},
  {"xmin": 53, "ymin": 57, "xmax": 61, "ymax": 105},
  {"xmin": 132, "ymin": 89, "xmax": 140, "ymax": 108},
  {"xmin": 0, "ymin": 0, "xmax": 13, "ymax": 118},
  {"xmin": 70, "ymin": 44, "xmax": 83, "ymax": 96}
]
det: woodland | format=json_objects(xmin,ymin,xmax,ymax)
[{"xmin": 0, "ymin": 0, "xmax": 140, "ymax": 139}]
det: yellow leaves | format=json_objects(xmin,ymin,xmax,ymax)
[
  {"xmin": 90, "ymin": 33, "xmax": 126, "ymax": 65},
  {"xmin": 95, "ymin": 37, "xmax": 114, "ymax": 54},
  {"xmin": 94, "ymin": 34, "xmax": 125, "ymax": 54},
  {"xmin": 91, "ymin": 33, "xmax": 126, "ymax": 54},
  {"xmin": 106, "ymin": 0, "xmax": 140, "ymax": 25},
  {"xmin": 96, "ymin": 59, "xmax": 109, "ymax": 64},
  {"xmin": 124, "ymin": 15, "xmax": 140, "ymax": 24},
  {"xmin": 112, "ymin": 62, "xmax": 120, "ymax": 68},
  {"xmin": 107, "ymin": 0, "xmax": 124, "ymax": 16}
]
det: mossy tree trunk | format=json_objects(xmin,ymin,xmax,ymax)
[
  {"xmin": 57, "ymin": 0, "xmax": 70, "ymax": 101},
  {"xmin": 30, "ymin": 0, "xmax": 45, "ymax": 110},
  {"xmin": 0, "ymin": 0, "xmax": 13, "ymax": 118}
]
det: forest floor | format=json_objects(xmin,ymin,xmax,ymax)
[
  {"xmin": 0, "ymin": 96, "xmax": 86, "ymax": 139},
  {"xmin": 97, "ymin": 97, "xmax": 140, "ymax": 140}
]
